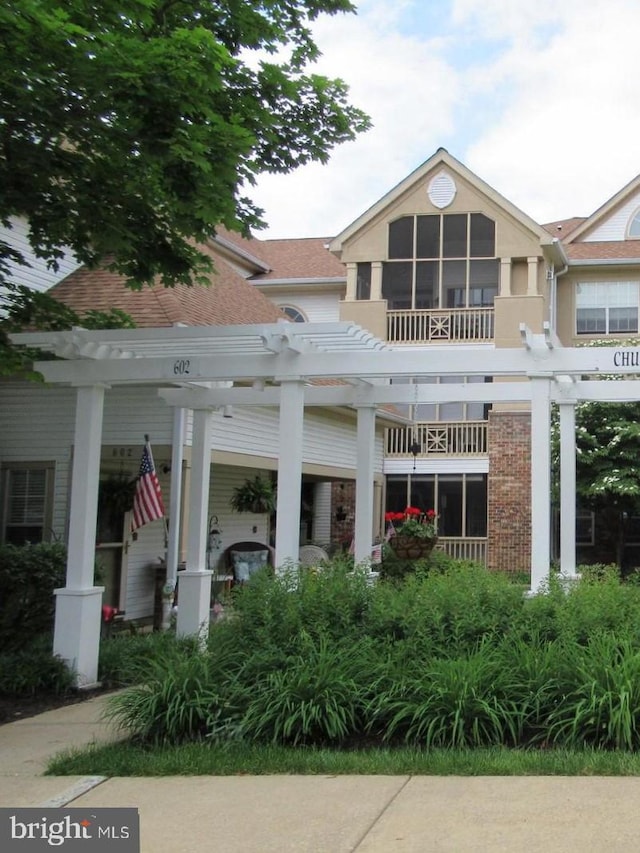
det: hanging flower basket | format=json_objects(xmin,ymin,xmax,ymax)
[
  {"xmin": 385, "ymin": 506, "xmax": 438, "ymax": 561},
  {"xmin": 390, "ymin": 533, "xmax": 438, "ymax": 560}
]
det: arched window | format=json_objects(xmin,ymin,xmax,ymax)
[
  {"xmin": 628, "ymin": 208, "xmax": 640, "ymax": 238},
  {"xmin": 280, "ymin": 305, "xmax": 307, "ymax": 322}
]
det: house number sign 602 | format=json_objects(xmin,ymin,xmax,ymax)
[{"xmin": 173, "ymin": 359, "xmax": 191, "ymax": 376}]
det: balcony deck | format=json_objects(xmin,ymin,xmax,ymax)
[
  {"xmin": 387, "ymin": 307, "xmax": 494, "ymax": 344},
  {"xmin": 386, "ymin": 421, "xmax": 488, "ymax": 457}
]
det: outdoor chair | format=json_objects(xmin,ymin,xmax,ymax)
[{"xmin": 223, "ymin": 540, "xmax": 274, "ymax": 584}]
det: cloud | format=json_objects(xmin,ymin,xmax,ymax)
[{"xmin": 251, "ymin": 0, "xmax": 640, "ymax": 237}]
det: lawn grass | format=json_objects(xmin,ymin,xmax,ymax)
[{"xmin": 47, "ymin": 740, "xmax": 640, "ymax": 778}]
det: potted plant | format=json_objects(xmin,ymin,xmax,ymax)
[
  {"xmin": 230, "ymin": 474, "xmax": 276, "ymax": 514},
  {"xmin": 385, "ymin": 506, "xmax": 438, "ymax": 559}
]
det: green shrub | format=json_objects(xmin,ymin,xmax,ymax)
[
  {"xmin": 367, "ymin": 640, "xmax": 520, "ymax": 748},
  {"xmin": 103, "ymin": 632, "xmax": 242, "ymax": 744},
  {"xmin": 0, "ymin": 636, "xmax": 74, "ymax": 696},
  {"xmin": 0, "ymin": 542, "xmax": 67, "ymax": 651},
  {"xmin": 239, "ymin": 634, "xmax": 368, "ymax": 746},
  {"xmin": 547, "ymin": 634, "xmax": 640, "ymax": 749}
]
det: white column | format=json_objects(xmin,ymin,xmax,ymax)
[
  {"xmin": 54, "ymin": 384, "xmax": 106, "ymax": 688},
  {"xmin": 275, "ymin": 380, "xmax": 305, "ymax": 570},
  {"xmin": 354, "ymin": 405, "xmax": 376, "ymax": 566},
  {"xmin": 176, "ymin": 407, "xmax": 213, "ymax": 640},
  {"xmin": 530, "ymin": 376, "xmax": 552, "ymax": 593},
  {"xmin": 312, "ymin": 482, "xmax": 332, "ymax": 543},
  {"xmin": 559, "ymin": 400, "xmax": 577, "ymax": 577},
  {"xmin": 166, "ymin": 407, "xmax": 185, "ymax": 587}
]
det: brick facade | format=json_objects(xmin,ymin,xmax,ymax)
[
  {"xmin": 487, "ymin": 411, "xmax": 531, "ymax": 572},
  {"xmin": 331, "ymin": 481, "xmax": 356, "ymax": 546}
]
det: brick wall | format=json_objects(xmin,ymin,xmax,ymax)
[
  {"xmin": 331, "ymin": 481, "xmax": 355, "ymax": 546},
  {"xmin": 487, "ymin": 411, "xmax": 531, "ymax": 572}
]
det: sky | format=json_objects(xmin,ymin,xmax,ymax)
[{"xmin": 249, "ymin": 0, "xmax": 640, "ymax": 239}]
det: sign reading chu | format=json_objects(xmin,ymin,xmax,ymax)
[{"xmin": 0, "ymin": 808, "xmax": 139, "ymax": 851}]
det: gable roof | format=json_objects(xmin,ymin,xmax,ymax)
[
  {"xmin": 562, "ymin": 171, "xmax": 640, "ymax": 244},
  {"xmin": 330, "ymin": 147, "xmax": 555, "ymax": 254},
  {"xmin": 50, "ymin": 242, "xmax": 285, "ymax": 328}
]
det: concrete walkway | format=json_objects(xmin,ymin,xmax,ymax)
[{"xmin": 2, "ymin": 693, "xmax": 640, "ymax": 851}]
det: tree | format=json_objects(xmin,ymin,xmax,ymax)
[
  {"xmin": 0, "ymin": 0, "xmax": 370, "ymax": 288},
  {"xmin": 573, "ymin": 399, "xmax": 640, "ymax": 569},
  {"xmin": 551, "ymin": 339, "xmax": 640, "ymax": 569}
]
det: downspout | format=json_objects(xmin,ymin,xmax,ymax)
[{"xmin": 548, "ymin": 237, "xmax": 568, "ymax": 334}]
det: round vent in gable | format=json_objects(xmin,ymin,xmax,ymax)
[{"xmin": 428, "ymin": 171, "xmax": 456, "ymax": 209}]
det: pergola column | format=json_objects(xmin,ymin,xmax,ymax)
[
  {"xmin": 530, "ymin": 375, "xmax": 552, "ymax": 592},
  {"xmin": 54, "ymin": 384, "xmax": 106, "ymax": 688},
  {"xmin": 275, "ymin": 380, "xmax": 305, "ymax": 570},
  {"xmin": 559, "ymin": 399, "xmax": 577, "ymax": 577},
  {"xmin": 176, "ymin": 407, "xmax": 213, "ymax": 639},
  {"xmin": 354, "ymin": 405, "xmax": 376, "ymax": 565}
]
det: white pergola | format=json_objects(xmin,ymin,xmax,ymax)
[{"xmin": 12, "ymin": 321, "xmax": 640, "ymax": 685}]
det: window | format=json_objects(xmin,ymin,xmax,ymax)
[
  {"xmin": 382, "ymin": 213, "xmax": 498, "ymax": 310},
  {"xmin": 576, "ymin": 282, "xmax": 639, "ymax": 335},
  {"xmin": 385, "ymin": 473, "xmax": 487, "ymax": 537},
  {"xmin": 356, "ymin": 263, "xmax": 371, "ymax": 300},
  {"xmin": 627, "ymin": 209, "xmax": 640, "ymax": 238},
  {"xmin": 1, "ymin": 463, "xmax": 54, "ymax": 545},
  {"xmin": 395, "ymin": 375, "xmax": 492, "ymax": 422},
  {"xmin": 280, "ymin": 305, "xmax": 306, "ymax": 323}
]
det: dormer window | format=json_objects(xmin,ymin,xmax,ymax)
[{"xmin": 628, "ymin": 209, "xmax": 640, "ymax": 238}]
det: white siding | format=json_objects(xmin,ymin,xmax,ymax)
[
  {"xmin": 124, "ymin": 518, "xmax": 167, "ymax": 621},
  {"xmin": 583, "ymin": 191, "xmax": 640, "ymax": 242},
  {"xmin": 0, "ymin": 217, "xmax": 81, "ymax": 292},
  {"xmin": 0, "ymin": 382, "xmax": 76, "ymax": 538},
  {"xmin": 102, "ymin": 386, "xmax": 174, "ymax": 444},
  {"xmin": 212, "ymin": 406, "xmax": 383, "ymax": 472},
  {"xmin": 384, "ymin": 458, "xmax": 490, "ymax": 474},
  {"xmin": 271, "ymin": 291, "xmax": 342, "ymax": 323},
  {"xmin": 207, "ymin": 465, "xmax": 271, "ymax": 573}
]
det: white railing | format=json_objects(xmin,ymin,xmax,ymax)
[
  {"xmin": 386, "ymin": 421, "xmax": 488, "ymax": 457},
  {"xmin": 387, "ymin": 308, "xmax": 494, "ymax": 344},
  {"xmin": 436, "ymin": 538, "xmax": 487, "ymax": 564}
]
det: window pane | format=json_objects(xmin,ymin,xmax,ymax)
[
  {"xmin": 415, "ymin": 261, "xmax": 439, "ymax": 308},
  {"xmin": 576, "ymin": 308, "xmax": 606, "ymax": 334},
  {"xmin": 386, "ymin": 475, "xmax": 409, "ymax": 512},
  {"xmin": 443, "ymin": 214, "xmax": 467, "ymax": 257},
  {"xmin": 414, "ymin": 377, "xmax": 436, "ymax": 421},
  {"xmin": 443, "ymin": 260, "xmax": 466, "ymax": 308},
  {"xmin": 416, "ymin": 215, "xmax": 440, "ymax": 258},
  {"xmin": 469, "ymin": 214, "xmax": 495, "ymax": 257},
  {"xmin": 465, "ymin": 475, "xmax": 487, "ymax": 536},
  {"xmin": 382, "ymin": 262, "xmax": 412, "ymax": 309},
  {"xmin": 356, "ymin": 262, "xmax": 371, "ymax": 300},
  {"xmin": 609, "ymin": 307, "xmax": 638, "ymax": 333},
  {"xmin": 629, "ymin": 212, "xmax": 640, "ymax": 238},
  {"xmin": 438, "ymin": 476, "xmax": 463, "ymax": 535},
  {"xmin": 410, "ymin": 475, "xmax": 435, "ymax": 513},
  {"xmin": 388, "ymin": 217, "xmax": 414, "ymax": 259}
]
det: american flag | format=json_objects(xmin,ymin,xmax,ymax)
[{"xmin": 131, "ymin": 441, "xmax": 165, "ymax": 532}]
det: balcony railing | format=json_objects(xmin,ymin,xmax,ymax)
[
  {"xmin": 436, "ymin": 537, "xmax": 487, "ymax": 564},
  {"xmin": 387, "ymin": 307, "xmax": 494, "ymax": 344},
  {"xmin": 386, "ymin": 421, "xmax": 488, "ymax": 457}
]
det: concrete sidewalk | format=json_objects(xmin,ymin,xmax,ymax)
[{"xmin": 2, "ymin": 694, "xmax": 640, "ymax": 851}]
